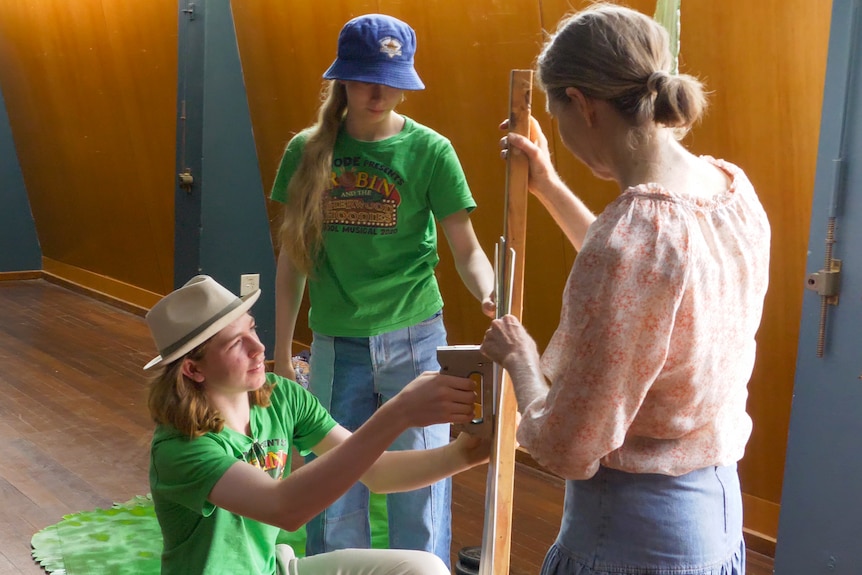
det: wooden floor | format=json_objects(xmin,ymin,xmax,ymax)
[{"xmin": 0, "ymin": 279, "xmax": 775, "ymax": 574}]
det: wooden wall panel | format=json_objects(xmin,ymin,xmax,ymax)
[
  {"xmin": 0, "ymin": 0, "xmax": 177, "ymax": 296},
  {"xmin": 678, "ymin": 2, "xmax": 831, "ymax": 516}
]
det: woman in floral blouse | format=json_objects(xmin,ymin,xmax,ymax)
[{"xmin": 481, "ymin": 4, "xmax": 770, "ymax": 575}]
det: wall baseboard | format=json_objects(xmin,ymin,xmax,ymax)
[
  {"xmin": 1, "ymin": 265, "xmax": 161, "ymax": 318},
  {"xmin": 0, "ymin": 270, "xmax": 42, "ymax": 280},
  {"xmin": 742, "ymin": 492, "xmax": 779, "ymax": 556},
  {"xmin": 41, "ymin": 257, "xmax": 163, "ymax": 317},
  {"xmin": 41, "ymin": 272, "xmax": 150, "ymax": 317},
  {"xmin": 744, "ymin": 527, "xmax": 777, "ymax": 558}
]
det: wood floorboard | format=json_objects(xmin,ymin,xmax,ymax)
[
  {"xmin": 0, "ymin": 279, "xmax": 774, "ymax": 574},
  {"xmin": 0, "ymin": 280, "xmax": 152, "ymax": 574}
]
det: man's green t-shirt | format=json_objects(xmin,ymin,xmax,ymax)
[
  {"xmin": 149, "ymin": 374, "xmax": 337, "ymax": 575},
  {"xmin": 271, "ymin": 116, "xmax": 476, "ymax": 337}
]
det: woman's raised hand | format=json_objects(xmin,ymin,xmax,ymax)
[
  {"xmin": 499, "ymin": 115, "xmax": 558, "ymax": 199},
  {"xmin": 480, "ymin": 314, "xmax": 539, "ymax": 372}
]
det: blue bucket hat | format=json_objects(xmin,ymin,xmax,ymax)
[{"xmin": 323, "ymin": 14, "xmax": 425, "ymax": 91}]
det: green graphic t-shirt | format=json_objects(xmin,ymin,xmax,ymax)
[
  {"xmin": 271, "ymin": 116, "xmax": 476, "ymax": 337},
  {"xmin": 149, "ymin": 374, "xmax": 337, "ymax": 575}
]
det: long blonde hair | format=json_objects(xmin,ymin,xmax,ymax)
[
  {"xmin": 279, "ymin": 81, "xmax": 348, "ymax": 275},
  {"xmin": 148, "ymin": 339, "xmax": 274, "ymax": 438}
]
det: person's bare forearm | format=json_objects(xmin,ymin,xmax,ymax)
[
  {"xmin": 211, "ymin": 402, "xmax": 411, "ymax": 532},
  {"xmin": 277, "ymin": 401, "xmax": 410, "ymax": 525},
  {"xmin": 481, "ymin": 315, "xmax": 550, "ymax": 413},
  {"xmin": 503, "ymin": 129, "xmax": 596, "ymax": 251},
  {"xmin": 274, "ymin": 249, "xmax": 306, "ymax": 376},
  {"xmin": 360, "ymin": 435, "xmax": 482, "ymax": 493},
  {"xmin": 454, "ymin": 246, "xmax": 495, "ymax": 304},
  {"xmin": 440, "ymin": 210, "xmax": 495, "ymax": 314},
  {"xmin": 211, "ymin": 373, "xmax": 476, "ymax": 532},
  {"xmin": 533, "ymin": 174, "xmax": 596, "ymax": 252},
  {"xmin": 503, "ymin": 351, "xmax": 549, "ymax": 413}
]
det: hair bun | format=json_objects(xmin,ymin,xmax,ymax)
[{"xmin": 646, "ymin": 71, "xmax": 668, "ymax": 95}]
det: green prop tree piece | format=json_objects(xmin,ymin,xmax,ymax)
[
  {"xmin": 31, "ymin": 493, "xmax": 389, "ymax": 574},
  {"xmin": 31, "ymin": 495, "xmax": 161, "ymax": 575},
  {"xmin": 654, "ymin": 0, "xmax": 682, "ymax": 74}
]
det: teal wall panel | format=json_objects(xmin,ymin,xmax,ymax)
[
  {"xmin": 0, "ymin": 84, "xmax": 41, "ymax": 271},
  {"xmin": 775, "ymin": 1, "xmax": 862, "ymax": 573},
  {"xmin": 174, "ymin": 0, "xmax": 276, "ymax": 355}
]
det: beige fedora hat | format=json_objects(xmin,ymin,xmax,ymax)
[{"xmin": 143, "ymin": 275, "xmax": 261, "ymax": 370}]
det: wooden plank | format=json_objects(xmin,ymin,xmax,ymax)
[
  {"xmin": 42, "ymin": 259, "xmax": 159, "ymax": 315},
  {"xmin": 0, "ymin": 271, "xmax": 41, "ymax": 281},
  {"xmin": 479, "ymin": 69, "xmax": 533, "ymax": 575}
]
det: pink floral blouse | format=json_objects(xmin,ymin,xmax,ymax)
[{"xmin": 518, "ymin": 158, "xmax": 771, "ymax": 479}]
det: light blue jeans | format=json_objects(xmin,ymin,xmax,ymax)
[
  {"xmin": 544, "ymin": 464, "xmax": 745, "ymax": 575},
  {"xmin": 304, "ymin": 311, "xmax": 452, "ymax": 567}
]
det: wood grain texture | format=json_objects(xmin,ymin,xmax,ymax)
[
  {"xmin": 0, "ymin": 1, "xmax": 177, "ymax": 296},
  {"xmin": 478, "ymin": 69, "xmax": 533, "ymax": 575},
  {"xmin": 0, "ymin": 280, "xmax": 775, "ymax": 574},
  {"xmin": 0, "ymin": 279, "xmax": 153, "ymax": 574}
]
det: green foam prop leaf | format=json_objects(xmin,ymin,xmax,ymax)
[
  {"xmin": 31, "ymin": 495, "xmax": 161, "ymax": 575},
  {"xmin": 32, "ymin": 493, "xmax": 389, "ymax": 574}
]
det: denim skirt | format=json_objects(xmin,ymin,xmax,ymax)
[{"xmin": 542, "ymin": 464, "xmax": 745, "ymax": 575}]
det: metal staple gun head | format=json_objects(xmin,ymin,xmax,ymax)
[{"xmin": 437, "ymin": 345, "xmax": 496, "ymax": 440}]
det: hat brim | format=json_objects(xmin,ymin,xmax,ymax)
[
  {"xmin": 323, "ymin": 59, "xmax": 425, "ymax": 91},
  {"xmin": 143, "ymin": 289, "xmax": 261, "ymax": 371}
]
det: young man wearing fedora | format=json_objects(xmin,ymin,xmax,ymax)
[{"xmin": 144, "ymin": 275, "xmax": 486, "ymax": 574}]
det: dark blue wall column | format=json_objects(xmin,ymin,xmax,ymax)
[
  {"xmin": 774, "ymin": 1, "xmax": 862, "ymax": 573},
  {"xmin": 0, "ymin": 84, "xmax": 41, "ymax": 271},
  {"xmin": 174, "ymin": 0, "xmax": 204, "ymax": 287},
  {"xmin": 174, "ymin": 0, "xmax": 276, "ymax": 355}
]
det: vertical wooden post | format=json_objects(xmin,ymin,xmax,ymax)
[{"xmin": 479, "ymin": 68, "xmax": 532, "ymax": 575}]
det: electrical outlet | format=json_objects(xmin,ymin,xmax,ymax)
[{"xmin": 240, "ymin": 273, "xmax": 260, "ymax": 296}]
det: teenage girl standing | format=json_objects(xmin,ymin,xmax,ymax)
[{"xmin": 270, "ymin": 14, "xmax": 494, "ymax": 566}]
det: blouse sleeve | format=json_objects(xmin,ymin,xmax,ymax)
[{"xmin": 517, "ymin": 193, "xmax": 691, "ymax": 479}]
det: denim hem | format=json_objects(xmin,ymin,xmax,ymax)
[{"xmin": 542, "ymin": 539, "xmax": 745, "ymax": 575}]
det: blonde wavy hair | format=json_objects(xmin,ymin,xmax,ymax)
[
  {"xmin": 148, "ymin": 339, "xmax": 274, "ymax": 438},
  {"xmin": 279, "ymin": 80, "xmax": 348, "ymax": 275}
]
